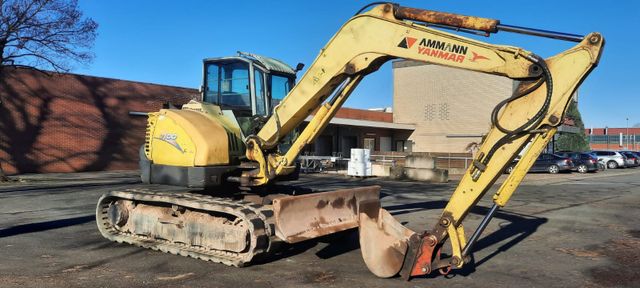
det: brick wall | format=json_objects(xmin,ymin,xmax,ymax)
[
  {"xmin": 332, "ymin": 107, "xmax": 393, "ymax": 123},
  {"xmin": 0, "ymin": 68, "xmax": 198, "ymax": 175}
]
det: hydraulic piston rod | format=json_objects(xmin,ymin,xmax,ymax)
[
  {"xmin": 496, "ymin": 24, "xmax": 584, "ymax": 42},
  {"xmin": 461, "ymin": 203, "xmax": 500, "ymax": 257},
  {"xmin": 394, "ymin": 5, "xmax": 584, "ymax": 42}
]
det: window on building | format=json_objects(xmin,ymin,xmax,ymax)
[
  {"xmin": 395, "ymin": 140, "xmax": 405, "ymax": 152},
  {"xmin": 379, "ymin": 136, "xmax": 392, "ymax": 152},
  {"xmin": 363, "ymin": 138, "xmax": 375, "ymax": 151}
]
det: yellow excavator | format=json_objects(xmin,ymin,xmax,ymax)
[{"xmin": 96, "ymin": 3, "xmax": 604, "ymax": 280}]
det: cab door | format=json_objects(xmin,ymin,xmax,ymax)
[{"xmin": 252, "ymin": 67, "xmax": 268, "ymax": 116}]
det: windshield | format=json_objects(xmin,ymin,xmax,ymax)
[
  {"xmin": 270, "ymin": 74, "xmax": 293, "ymax": 109},
  {"xmin": 204, "ymin": 61, "xmax": 251, "ymax": 111}
]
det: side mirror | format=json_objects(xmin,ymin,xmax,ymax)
[{"xmin": 295, "ymin": 62, "xmax": 305, "ymax": 72}]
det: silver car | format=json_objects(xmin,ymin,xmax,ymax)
[{"xmin": 591, "ymin": 150, "xmax": 627, "ymax": 169}]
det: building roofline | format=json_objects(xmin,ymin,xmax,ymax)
[
  {"xmin": 3, "ymin": 66, "xmax": 198, "ymax": 92},
  {"xmin": 304, "ymin": 116, "xmax": 415, "ymax": 130}
]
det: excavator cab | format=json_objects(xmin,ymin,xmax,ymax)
[
  {"xmin": 201, "ymin": 52, "xmax": 297, "ymax": 135},
  {"xmin": 200, "ymin": 52, "xmax": 300, "ymax": 151},
  {"xmin": 137, "ymin": 52, "xmax": 299, "ymax": 188}
]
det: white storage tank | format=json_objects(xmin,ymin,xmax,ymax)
[{"xmin": 348, "ymin": 148, "xmax": 372, "ymax": 177}]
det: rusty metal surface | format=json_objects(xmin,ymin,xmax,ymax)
[
  {"xmin": 358, "ymin": 199, "xmax": 415, "ymax": 278},
  {"xmin": 272, "ymin": 186, "xmax": 380, "ymax": 243},
  {"xmin": 395, "ymin": 6, "xmax": 499, "ymax": 33},
  {"xmin": 399, "ymin": 233, "xmax": 440, "ymax": 279},
  {"xmin": 113, "ymin": 201, "xmax": 249, "ymax": 252},
  {"xmin": 96, "ymin": 189, "xmax": 275, "ymax": 267}
]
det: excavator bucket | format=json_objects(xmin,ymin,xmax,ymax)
[
  {"xmin": 358, "ymin": 199, "xmax": 415, "ymax": 278},
  {"xmin": 272, "ymin": 186, "xmax": 381, "ymax": 243}
]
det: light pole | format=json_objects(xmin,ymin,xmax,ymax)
[
  {"xmin": 605, "ymin": 126, "xmax": 609, "ymax": 150},
  {"xmin": 626, "ymin": 117, "xmax": 630, "ymax": 150}
]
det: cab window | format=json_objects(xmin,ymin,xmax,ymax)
[
  {"xmin": 221, "ymin": 62, "xmax": 250, "ymax": 109},
  {"xmin": 204, "ymin": 61, "xmax": 251, "ymax": 111},
  {"xmin": 254, "ymin": 69, "xmax": 267, "ymax": 115},
  {"xmin": 204, "ymin": 64, "xmax": 219, "ymax": 104},
  {"xmin": 270, "ymin": 74, "xmax": 292, "ymax": 108}
]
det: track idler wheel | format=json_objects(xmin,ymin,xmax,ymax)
[{"xmin": 107, "ymin": 200, "xmax": 129, "ymax": 227}]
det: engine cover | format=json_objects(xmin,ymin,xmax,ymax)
[{"xmin": 144, "ymin": 101, "xmax": 244, "ymax": 167}]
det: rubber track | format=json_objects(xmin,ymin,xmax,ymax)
[{"xmin": 96, "ymin": 189, "xmax": 275, "ymax": 267}]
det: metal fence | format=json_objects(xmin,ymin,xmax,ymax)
[
  {"xmin": 299, "ymin": 151, "xmax": 476, "ymax": 173},
  {"xmin": 588, "ymin": 134, "xmax": 639, "ymax": 150},
  {"xmin": 370, "ymin": 152, "xmax": 474, "ymax": 170}
]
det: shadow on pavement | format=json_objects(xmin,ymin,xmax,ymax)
[
  {"xmin": 0, "ymin": 215, "xmax": 94, "ymax": 238},
  {"xmin": 255, "ymin": 200, "xmax": 547, "ymax": 270},
  {"xmin": 455, "ymin": 215, "xmax": 548, "ymax": 277},
  {"xmin": 384, "ymin": 200, "xmax": 548, "ymax": 278}
]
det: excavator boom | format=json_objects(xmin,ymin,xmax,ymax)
[{"xmin": 241, "ymin": 3, "xmax": 604, "ymax": 279}]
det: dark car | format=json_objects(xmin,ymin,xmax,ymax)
[
  {"xmin": 506, "ymin": 153, "xmax": 574, "ymax": 174},
  {"xmin": 555, "ymin": 152, "xmax": 599, "ymax": 173}
]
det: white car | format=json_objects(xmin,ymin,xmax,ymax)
[{"xmin": 591, "ymin": 151, "xmax": 627, "ymax": 169}]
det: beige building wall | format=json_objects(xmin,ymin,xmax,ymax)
[{"xmin": 393, "ymin": 60, "xmax": 514, "ymax": 153}]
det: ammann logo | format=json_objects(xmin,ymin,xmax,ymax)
[
  {"xmin": 397, "ymin": 37, "xmax": 417, "ymax": 49},
  {"xmin": 397, "ymin": 36, "xmax": 489, "ymax": 63},
  {"xmin": 417, "ymin": 38, "xmax": 468, "ymax": 63},
  {"xmin": 420, "ymin": 39, "xmax": 468, "ymax": 54}
]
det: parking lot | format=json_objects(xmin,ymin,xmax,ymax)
[{"xmin": 1, "ymin": 168, "xmax": 639, "ymax": 288}]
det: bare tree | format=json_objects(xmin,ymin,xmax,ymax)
[{"xmin": 0, "ymin": 0, "xmax": 97, "ymax": 180}]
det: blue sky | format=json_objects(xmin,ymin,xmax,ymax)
[{"xmin": 76, "ymin": 1, "xmax": 639, "ymax": 128}]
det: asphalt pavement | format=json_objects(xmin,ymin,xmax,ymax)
[{"xmin": 1, "ymin": 169, "xmax": 639, "ymax": 288}]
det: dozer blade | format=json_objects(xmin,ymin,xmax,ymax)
[
  {"xmin": 272, "ymin": 186, "xmax": 380, "ymax": 243},
  {"xmin": 358, "ymin": 199, "xmax": 416, "ymax": 278}
]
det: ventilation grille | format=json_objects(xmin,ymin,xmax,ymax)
[
  {"xmin": 424, "ymin": 103, "xmax": 449, "ymax": 121},
  {"xmin": 226, "ymin": 131, "xmax": 243, "ymax": 156},
  {"xmin": 144, "ymin": 113, "xmax": 158, "ymax": 159}
]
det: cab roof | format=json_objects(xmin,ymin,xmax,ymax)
[{"xmin": 203, "ymin": 52, "xmax": 296, "ymax": 75}]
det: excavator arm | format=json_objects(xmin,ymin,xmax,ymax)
[{"xmin": 241, "ymin": 3, "xmax": 603, "ymax": 279}]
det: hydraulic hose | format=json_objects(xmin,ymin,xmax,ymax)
[{"xmin": 480, "ymin": 54, "xmax": 554, "ymax": 167}]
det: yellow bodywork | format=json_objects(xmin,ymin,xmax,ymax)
[{"xmin": 145, "ymin": 100, "xmax": 243, "ymax": 167}]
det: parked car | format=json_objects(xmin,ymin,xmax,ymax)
[
  {"xmin": 591, "ymin": 150, "xmax": 627, "ymax": 169},
  {"xmin": 555, "ymin": 152, "xmax": 599, "ymax": 173},
  {"xmin": 619, "ymin": 151, "xmax": 639, "ymax": 167},
  {"xmin": 620, "ymin": 151, "xmax": 640, "ymax": 166},
  {"xmin": 505, "ymin": 153, "xmax": 574, "ymax": 174}
]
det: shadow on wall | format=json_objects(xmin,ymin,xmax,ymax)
[{"xmin": 0, "ymin": 68, "xmax": 197, "ymax": 175}]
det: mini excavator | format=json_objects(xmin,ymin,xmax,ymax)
[{"xmin": 96, "ymin": 3, "xmax": 604, "ymax": 280}]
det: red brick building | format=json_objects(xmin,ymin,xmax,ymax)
[
  {"xmin": 0, "ymin": 68, "xmax": 197, "ymax": 175},
  {"xmin": 586, "ymin": 127, "xmax": 640, "ymax": 151},
  {"xmin": 0, "ymin": 68, "xmax": 414, "ymax": 175}
]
